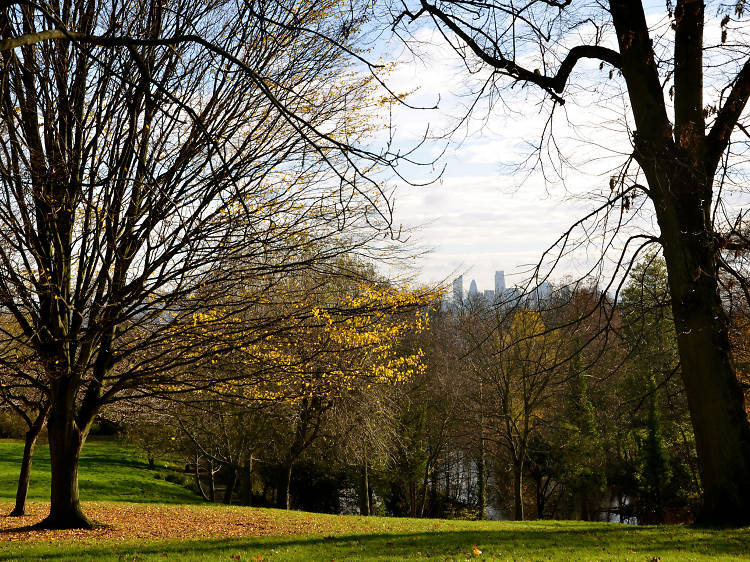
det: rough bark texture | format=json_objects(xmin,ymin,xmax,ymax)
[
  {"xmin": 36, "ymin": 400, "xmax": 92, "ymax": 529},
  {"xmin": 656, "ymin": 180, "xmax": 750, "ymax": 525}
]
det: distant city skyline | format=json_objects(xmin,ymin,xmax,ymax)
[
  {"xmin": 451, "ymin": 270, "xmax": 552, "ymax": 304},
  {"xmin": 452, "ymin": 270, "xmax": 506, "ymax": 297}
]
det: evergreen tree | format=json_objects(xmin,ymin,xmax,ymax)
[{"xmin": 637, "ymin": 375, "xmax": 672, "ymax": 523}]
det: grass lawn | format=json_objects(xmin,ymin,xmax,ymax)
[
  {"xmin": 1, "ymin": 506, "xmax": 749, "ymax": 561},
  {"xmin": 0, "ymin": 439, "xmax": 748, "ymax": 560},
  {"xmin": 0, "ymin": 438, "xmax": 200, "ymax": 504}
]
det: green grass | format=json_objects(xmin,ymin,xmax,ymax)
[
  {"xmin": 1, "ymin": 514, "xmax": 750, "ymax": 561},
  {"xmin": 0, "ymin": 440, "xmax": 748, "ymax": 560},
  {"xmin": 0, "ymin": 438, "xmax": 200, "ymax": 504}
]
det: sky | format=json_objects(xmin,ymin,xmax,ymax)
[
  {"xmin": 374, "ymin": 25, "xmax": 635, "ymax": 293},
  {"xmin": 372, "ymin": 6, "xmax": 744, "ymax": 294}
]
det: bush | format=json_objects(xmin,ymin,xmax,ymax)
[
  {"xmin": 446, "ymin": 505, "xmax": 483, "ymax": 521},
  {"xmin": 0, "ymin": 411, "xmax": 27, "ymax": 439}
]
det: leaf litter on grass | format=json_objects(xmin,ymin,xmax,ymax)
[
  {"xmin": 2, "ymin": 502, "xmax": 750, "ymax": 561},
  {"xmin": 0, "ymin": 502, "xmax": 343, "ymax": 542}
]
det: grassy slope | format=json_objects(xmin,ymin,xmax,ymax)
[
  {"xmin": 0, "ymin": 440, "xmax": 748, "ymax": 561},
  {"xmin": 0, "ymin": 438, "xmax": 200, "ymax": 504},
  {"xmin": 1, "ymin": 512, "xmax": 749, "ymax": 561}
]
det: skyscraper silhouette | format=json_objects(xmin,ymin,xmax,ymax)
[
  {"xmin": 452, "ymin": 275, "xmax": 463, "ymax": 303},
  {"xmin": 494, "ymin": 270, "xmax": 506, "ymax": 295}
]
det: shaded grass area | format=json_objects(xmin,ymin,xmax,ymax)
[
  {"xmin": 0, "ymin": 438, "xmax": 200, "ymax": 504},
  {"xmin": 1, "ymin": 510, "xmax": 749, "ymax": 560},
  {"xmin": 0, "ymin": 441, "xmax": 747, "ymax": 560}
]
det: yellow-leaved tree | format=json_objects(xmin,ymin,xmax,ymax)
[
  {"xmin": 160, "ymin": 258, "xmax": 437, "ymax": 509},
  {"xmin": 464, "ymin": 306, "xmax": 564, "ymax": 521}
]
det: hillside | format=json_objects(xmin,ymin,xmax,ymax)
[
  {"xmin": 0, "ymin": 438, "xmax": 200, "ymax": 504},
  {"xmin": 0, "ymin": 440, "xmax": 748, "ymax": 560}
]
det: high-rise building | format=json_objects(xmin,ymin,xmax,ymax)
[
  {"xmin": 452, "ymin": 275, "xmax": 463, "ymax": 303},
  {"xmin": 495, "ymin": 270, "xmax": 506, "ymax": 295},
  {"xmin": 446, "ymin": 268, "xmax": 551, "ymax": 311},
  {"xmin": 538, "ymin": 281, "xmax": 552, "ymax": 300}
]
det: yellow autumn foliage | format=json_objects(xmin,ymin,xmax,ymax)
[{"xmin": 162, "ymin": 271, "xmax": 439, "ymax": 403}]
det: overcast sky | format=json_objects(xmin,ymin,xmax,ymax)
[{"xmin": 377, "ymin": 27, "xmax": 635, "ymax": 292}]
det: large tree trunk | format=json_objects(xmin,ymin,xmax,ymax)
[
  {"xmin": 657, "ymin": 180, "xmax": 750, "ymax": 525},
  {"xmin": 36, "ymin": 402, "xmax": 91, "ymax": 529},
  {"xmin": 9, "ymin": 422, "xmax": 44, "ymax": 517},
  {"xmin": 609, "ymin": 0, "xmax": 750, "ymax": 525}
]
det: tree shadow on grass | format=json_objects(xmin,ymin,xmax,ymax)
[
  {"xmin": 0, "ymin": 523, "xmax": 38, "ymax": 535},
  {"xmin": 0, "ymin": 526, "xmax": 748, "ymax": 560},
  {"xmin": 0, "ymin": 519, "xmax": 110, "ymax": 535}
]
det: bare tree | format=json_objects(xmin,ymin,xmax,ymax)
[
  {"xmin": 464, "ymin": 305, "xmax": 565, "ymax": 521},
  {"xmin": 0, "ymin": 0, "xmax": 400, "ymax": 528},
  {"xmin": 391, "ymin": 0, "xmax": 750, "ymax": 524}
]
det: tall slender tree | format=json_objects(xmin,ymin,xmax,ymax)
[{"xmin": 0, "ymin": 361, "xmax": 49, "ymax": 516}]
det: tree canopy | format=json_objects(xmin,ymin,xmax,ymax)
[
  {"xmin": 391, "ymin": 0, "xmax": 750, "ymax": 525},
  {"xmin": 0, "ymin": 0, "xmax": 400, "ymax": 528}
]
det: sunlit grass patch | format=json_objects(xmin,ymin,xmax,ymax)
[
  {"xmin": 0, "ymin": 438, "xmax": 199, "ymax": 504},
  {"xmin": 1, "ymin": 504, "xmax": 749, "ymax": 560},
  {"xmin": 0, "ymin": 440, "xmax": 748, "ymax": 560}
]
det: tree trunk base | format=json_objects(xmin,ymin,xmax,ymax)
[
  {"xmin": 696, "ymin": 498, "xmax": 750, "ymax": 528},
  {"xmin": 34, "ymin": 509, "xmax": 95, "ymax": 530},
  {"xmin": 8, "ymin": 506, "xmax": 26, "ymax": 517}
]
